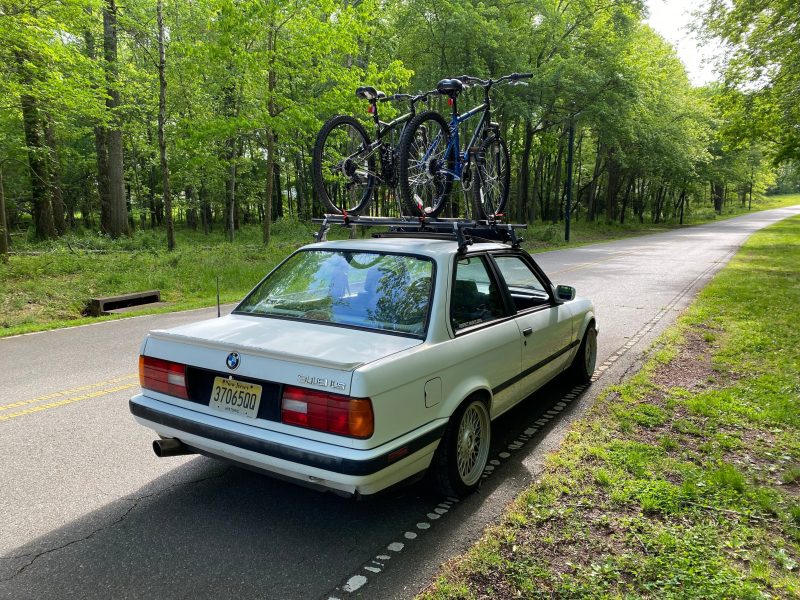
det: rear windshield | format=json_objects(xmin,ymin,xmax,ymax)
[{"xmin": 235, "ymin": 250, "xmax": 434, "ymax": 337}]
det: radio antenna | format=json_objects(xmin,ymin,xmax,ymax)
[{"xmin": 216, "ymin": 276, "xmax": 221, "ymax": 318}]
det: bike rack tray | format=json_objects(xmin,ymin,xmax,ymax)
[{"xmin": 312, "ymin": 215, "xmax": 527, "ymax": 252}]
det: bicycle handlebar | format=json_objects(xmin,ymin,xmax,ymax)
[
  {"xmin": 456, "ymin": 73, "xmax": 533, "ymax": 88},
  {"xmin": 377, "ymin": 90, "xmax": 439, "ymax": 103}
]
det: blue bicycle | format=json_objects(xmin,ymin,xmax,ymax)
[{"xmin": 397, "ymin": 73, "xmax": 532, "ymax": 219}]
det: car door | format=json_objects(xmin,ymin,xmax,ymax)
[
  {"xmin": 448, "ymin": 254, "xmax": 522, "ymax": 418},
  {"xmin": 490, "ymin": 253, "xmax": 574, "ymax": 398}
]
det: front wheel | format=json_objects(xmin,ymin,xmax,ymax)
[
  {"xmin": 311, "ymin": 115, "xmax": 375, "ymax": 215},
  {"xmin": 431, "ymin": 397, "xmax": 491, "ymax": 497},
  {"xmin": 397, "ymin": 110, "xmax": 452, "ymax": 217},
  {"xmin": 570, "ymin": 325, "xmax": 597, "ymax": 384},
  {"xmin": 471, "ymin": 134, "xmax": 510, "ymax": 220}
]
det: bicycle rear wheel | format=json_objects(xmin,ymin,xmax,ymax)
[
  {"xmin": 471, "ymin": 134, "xmax": 510, "ymax": 220},
  {"xmin": 312, "ymin": 115, "xmax": 375, "ymax": 215},
  {"xmin": 398, "ymin": 111, "xmax": 452, "ymax": 217}
]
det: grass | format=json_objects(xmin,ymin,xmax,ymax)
[
  {"xmin": 0, "ymin": 218, "xmax": 320, "ymax": 336},
  {"xmin": 1, "ymin": 194, "xmax": 798, "ymax": 337},
  {"xmin": 418, "ymin": 214, "xmax": 800, "ymax": 599}
]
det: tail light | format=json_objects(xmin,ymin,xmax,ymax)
[
  {"xmin": 281, "ymin": 385, "xmax": 373, "ymax": 439},
  {"xmin": 139, "ymin": 356, "xmax": 188, "ymax": 399}
]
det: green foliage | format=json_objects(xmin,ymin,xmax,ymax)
[
  {"xmin": 2, "ymin": 0, "xmax": 796, "ymax": 249},
  {"xmin": 701, "ymin": 0, "xmax": 800, "ymax": 163}
]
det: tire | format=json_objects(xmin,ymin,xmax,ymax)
[
  {"xmin": 471, "ymin": 134, "xmax": 510, "ymax": 220},
  {"xmin": 570, "ymin": 325, "xmax": 597, "ymax": 384},
  {"xmin": 311, "ymin": 115, "xmax": 375, "ymax": 215},
  {"xmin": 397, "ymin": 110, "xmax": 453, "ymax": 217},
  {"xmin": 431, "ymin": 397, "xmax": 491, "ymax": 497}
]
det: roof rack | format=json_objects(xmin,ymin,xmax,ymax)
[{"xmin": 311, "ymin": 214, "xmax": 527, "ymax": 253}]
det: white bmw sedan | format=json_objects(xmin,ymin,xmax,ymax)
[{"xmin": 130, "ymin": 236, "xmax": 597, "ymax": 498}]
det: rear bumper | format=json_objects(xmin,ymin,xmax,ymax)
[{"xmin": 129, "ymin": 394, "xmax": 445, "ymax": 495}]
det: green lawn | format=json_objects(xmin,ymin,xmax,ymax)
[
  {"xmin": 419, "ymin": 215, "xmax": 800, "ymax": 598},
  {"xmin": 1, "ymin": 194, "xmax": 798, "ymax": 337}
]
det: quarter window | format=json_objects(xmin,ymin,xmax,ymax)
[{"xmin": 450, "ymin": 256, "xmax": 506, "ymax": 331}]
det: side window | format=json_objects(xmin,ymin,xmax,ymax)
[
  {"xmin": 493, "ymin": 255, "xmax": 550, "ymax": 312},
  {"xmin": 450, "ymin": 256, "xmax": 506, "ymax": 331}
]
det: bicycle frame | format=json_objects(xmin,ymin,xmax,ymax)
[
  {"xmin": 425, "ymin": 85, "xmax": 494, "ymax": 181},
  {"xmin": 347, "ymin": 100, "xmax": 418, "ymax": 181}
]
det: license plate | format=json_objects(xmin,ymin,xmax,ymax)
[{"xmin": 210, "ymin": 377, "xmax": 262, "ymax": 419}]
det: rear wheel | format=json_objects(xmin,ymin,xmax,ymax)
[
  {"xmin": 471, "ymin": 134, "xmax": 510, "ymax": 220},
  {"xmin": 431, "ymin": 397, "xmax": 491, "ymax": 497},
  {"xmin": 398, "ymin": 110, "xmax": 452, "ymax": 217},
  {"xmin": 312, "ymin": 115, "xmax": 375, "ymax": 215}
]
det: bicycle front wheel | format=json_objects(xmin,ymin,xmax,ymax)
[
  {"xmin": 471, "ymin": 134, "xmax": 510, "ymax": 220},
  {"xmin": 398, "ymin": 110, "xmax": 452, "ymax": 217},
  {"xmin": 312, "ymin": 115, "xmax": 375, "ymax": 215}
]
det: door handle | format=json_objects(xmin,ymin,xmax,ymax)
[{"xmin": 522, "ymin": 327, "xmax": 533, "ymax": 336}]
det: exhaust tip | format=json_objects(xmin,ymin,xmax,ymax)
[{"xmin": 152, "ymin": 438, "xmax": 195, "ymax": 458}]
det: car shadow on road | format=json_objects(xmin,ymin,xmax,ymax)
[{"xmin": 0, "ymin": 376, "xmax": 586, "ymax": 600}]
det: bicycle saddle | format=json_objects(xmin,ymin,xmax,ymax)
[
  {"xmin": 436, "ymin": 79, "xmax": 464, "ymax": 94},
  {"xmin": 355, "ymin": 86, "xmax": 386, "ymax": 101}
]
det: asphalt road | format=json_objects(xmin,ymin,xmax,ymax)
[{"xmin": 2, "ymin": 206, "xmax": 798, "ymax": 600}]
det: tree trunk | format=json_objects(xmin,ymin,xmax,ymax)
[
  {"xmin": 272, "ymin": 160, "xmax": 282, "ymax": 222},
  {"xmin": 586, "ymin": 139, "xmax": 603, "ymax": 222},
  {"xmin": 199, "ymin": 184, "xmax": 209, "ymax": 233},
  {"xmin": 263, "ymin": 129, "xmax": 275, "ymax": 245},
  {"xmin": 263, "ymin": 25, "xmax": 278, "ymax": 245},
  {"xmin": 226, "ymin": 151, "xmax": 236, "ymax": 241},
  {"xmin": 103, "ymin": 0, "xmax": 128, "ymax": 238},
  {"xmin": 531, "ymin": 150, "xmax": 545, "ymax": 223},
  {"xmin": 517, "ymin": 120, "xmax": 533, "ymax": 223},
  {"xmin": 84, "ymin": 21, "xmax": 111, "ymax": 234},
  {"xmin": 157, "ymin": 0, "xmax": 174, "ymax": 250},
  {"xmin": 19, "ymin": 90, "xmax": 56, "ymax": 240},
  {"xmin": 551, "ymin": 132, "xmax": 565, "ymax": 223},
  {"xmin": 604, "ymin": 147, "xmax": 622, "ymax": 221},
  {"xmin": 0, "ymin": 167, "xmax": 9, "ymax": 260},
  {"xmin": 45, "ymin": 119, "xmax": 67, "ymax": 234},
  {"xmin": 653, "ymin": 184, "xmax": 666, "ymax": 223},
  {"xmin": 712, "ymin": 181, "xmax": 725, "ymax": 213},
  {"xmin": 619, "ymin": 176, "xmax": 634, "ymax": 224},
  {"xmin": 295, "ymin": 152, "xmax": 305, "ymax": 221}
]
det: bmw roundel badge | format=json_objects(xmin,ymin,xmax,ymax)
[{"xmin": 226, "ymin": 352, "xmax": 240, "ymax": 370}]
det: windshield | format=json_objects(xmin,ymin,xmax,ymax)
[{"xmin": 235, "ymin": 250, "xmax": 435, "ymax": 336}]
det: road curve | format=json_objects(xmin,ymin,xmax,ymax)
[{"xmin": 1, "ymin": 205, "xmax": 798, "ymax": 600}]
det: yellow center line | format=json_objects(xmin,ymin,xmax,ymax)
[
  {"xmin": 0, "ymin": 374, "xmax": 138, "ymax": 412},
  {"xmin": 548, "ymin": 250, "xmax": 637, "ymax": 276},
  {"xmin": 0, "ymin": 382, "xmax": 140, "ymax": 422}
]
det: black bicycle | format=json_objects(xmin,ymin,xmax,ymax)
[
  {"xmin": 397, "ymin": 73, "xmax": 532, "ymax": 219},
  {"xmin": 312, "ymin": 87, "xmax": 437, "ymax": 216}
]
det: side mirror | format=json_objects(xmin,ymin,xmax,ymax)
[{"xmin": 555, "ymin": 285, "xmax": 576, "ymax": 302}]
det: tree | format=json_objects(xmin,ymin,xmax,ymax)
[
  {"xmin": 156, "ymin": 0, "xmax": 174, "ymax": 250},
  {"xmin": 701, "ymin": 0, "xmax": 800, "ymax": 163}
]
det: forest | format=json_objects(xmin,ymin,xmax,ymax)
[{"xmin": 1, "ymin": 0, "xmax": 798, "ymax": 252}]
